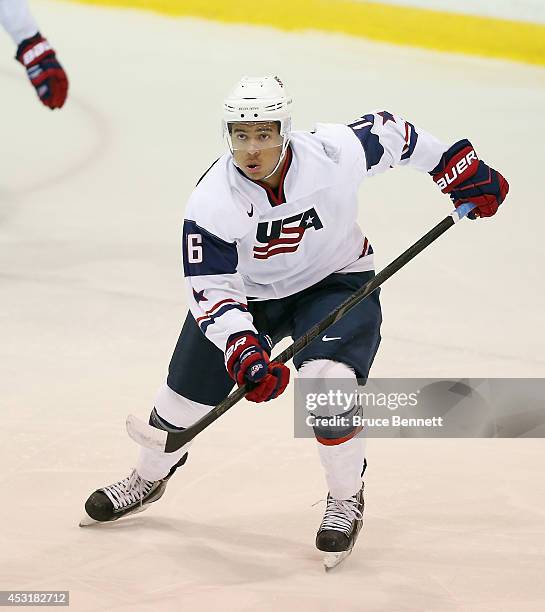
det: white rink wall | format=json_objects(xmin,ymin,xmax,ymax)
[{"xmin": 356, "ymin": 0, "xmax": 545, "ymax": 23}]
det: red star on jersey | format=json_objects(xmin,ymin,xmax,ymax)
[{"xmin": 378, "ymin": 111, "xmax": 396, "ymax": 125}]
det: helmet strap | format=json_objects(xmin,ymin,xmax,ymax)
[{"xmin": 261, "ymin": 139, "xmax": 290, "ymax": 180}]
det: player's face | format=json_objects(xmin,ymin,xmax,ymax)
[{"xmin": 230, "ymin": 122, "xmax": 283, "ymax": 181}]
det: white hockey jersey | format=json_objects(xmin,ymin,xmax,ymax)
[
  {"xmin": 0, "ymin": 0, "xmax": 38, "ymax": 45},
  {"xmin": 183, "ymin": 112, "xmax": 448, "ymax": 351}
]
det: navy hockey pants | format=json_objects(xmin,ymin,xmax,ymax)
[{"xmin": 167, "ymin": 271, "xmax": 382, "ymax": 406}]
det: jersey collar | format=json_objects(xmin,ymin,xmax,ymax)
[{"xmin": 235, "ymin": 146, "xmax": 293, "ymax": 207}]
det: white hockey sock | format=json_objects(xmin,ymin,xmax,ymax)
[
  {"xmin": 316, "ymin": 435, "xmax": 366, "ymax": 500},
  {"xmin": 136, "ymin": 383, "xmax": 212, "ymax": 482},
  {"xmin": 299, "ymin": 359, "xmax": 367, "ymax": 500}
]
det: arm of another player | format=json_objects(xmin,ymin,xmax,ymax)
[
  {"xmin": 347, "ymin": 111, "xmax": 508, "ymax": 219},
  {"xmin": 0, "ymin": 0, "xmax": 68, "ymax": 109},
  {"xmin": 182, "ymin": 219, "xmax": 290, "ymax": 403}
]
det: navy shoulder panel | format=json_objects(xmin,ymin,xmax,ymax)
[
  {"xmin": 182, "ymin": 219, "xmax": 238, "ymax": 277},
  {"xmin": 347, "ymin": 114, "xmax": 384, "ymax": 171}
]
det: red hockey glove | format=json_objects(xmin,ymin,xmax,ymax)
[
  {"xmin": 16, "ymin": 33, "xmax": 68, "ymax": 109},
  {"xmin": 225, "ymin": 331, "xmax": 290, "ymax": 403},
  {"xmin": 430, "ymin": 139, "xmax": 509, "ymax": 219}
]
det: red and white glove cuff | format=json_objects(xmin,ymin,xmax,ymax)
[
  {"xmin": 225, "ymin": 331, "xmax": 271, "ymax": 386},
  {"xmin": 16, "ymin": 33, "xmax": 54, "ymax": 68}
]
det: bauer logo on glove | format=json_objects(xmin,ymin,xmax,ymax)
[
  {"xmin": 434, "ymin": 149, "xmax": 478, "ymax": 191},
  {"xmin": 430, "ymin": 139, "xmax": 509, "ymax": 219}
]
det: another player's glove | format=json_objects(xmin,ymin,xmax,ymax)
[
  {"xmin": 16, "ymin": 32, "xmax": 68, "ymax": 110},
  {"xmin": 225, "ymin": 331, "xmax": 290, "ymax": 403},
  {"xmin": 430, "ymin": 139, "xmax": 509, "ymax": 219}
]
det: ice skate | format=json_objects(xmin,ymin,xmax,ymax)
[
  {"xmin": 316, "ymin": 482, "xmax": 364, "ymax": 570},
  {"xmin": 79, "ymin": 453, "xmax": 187, "ymax": 526}
]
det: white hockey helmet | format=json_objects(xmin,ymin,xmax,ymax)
[{"xmin": 223, "ymin": 76, "xmax": 293, "ymax": 166}]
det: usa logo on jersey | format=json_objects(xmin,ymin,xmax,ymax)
[{"xmin": 253, "ymin": 207, "xmax": 323, "ymax": 259}]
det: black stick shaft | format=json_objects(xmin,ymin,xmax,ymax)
[{"xmin": 164, "ymin": 213, "xmax": 455, "ymax": 452}]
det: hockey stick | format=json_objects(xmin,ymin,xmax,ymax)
[{"xmin": 126, "ymin": 202, "xmax": 476, "ymax": 453}]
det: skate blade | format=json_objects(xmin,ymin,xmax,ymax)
[
  {"xmin": 78, "ymin": 503, "xmax": 149, "ymax": 527},
  {"xmin": 79, "ymin": 513, "xmax": 101, "ymax": 527},
  {"xmin": 323, "ymin": 548, "xmax": 353, "ymax": 571}
]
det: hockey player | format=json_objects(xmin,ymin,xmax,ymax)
[
  {"xmin": 0, "ymin": 0, "xmax": 68, "ymax": 109},
  {"xmin": 81, "ymin": 76, "xmax": 509, "ymax": 567}
]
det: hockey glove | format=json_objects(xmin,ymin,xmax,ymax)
[
  {"xmin": 16, "ymin": 32, "xmax": 68, "ymax": 109},
  {"xmin": 430, "ymin": 139, "xmax": 509, "ymax": 219},
  {"xmin": 225, "ymin": 331, "xmax": 290, "ymax": 403}
]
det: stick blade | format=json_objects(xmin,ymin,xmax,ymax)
[{"xmin": 126, "ymin": 414, "xmax": 167, "ymax": 451}]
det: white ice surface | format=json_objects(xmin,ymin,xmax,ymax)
[{"xmin": 1, "ymin": 1, "xmax": 545, "ymax": 610}]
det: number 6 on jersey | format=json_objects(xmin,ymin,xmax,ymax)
[{"xmin": 186, "ymin": 233, "xmax": 203, "ymax": 263}]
